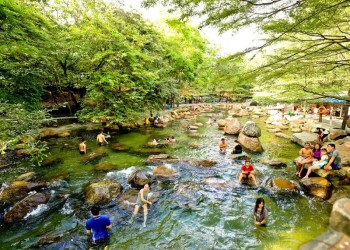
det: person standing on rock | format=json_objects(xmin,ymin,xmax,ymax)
[
  {"xmin": 219, "ymin": 137, "xmax": 227, "ymax": 154},
  {"xmin": 86, "ymin": 205, "xmax": 112, "ymax": 250},
  {"xmin": 129, "ymin": 184, "xmax": 152, "ymax": 227},
  {"xmin": 296, "ymin": 142, "xmax": 314, "ymax": 177},
  {"xmin": 97, "ymin": 130, "xmax": 109, "ymax": 146},
  {"xmin": 323, "ymin": 143, "xmax": 342, "ymax": 170},
  {"xmin": 79, "ymin": 139, "xmax": 87, "ymax": 154},
  {"xmin": 253, "ymin": 197, "xmax": 268, "ymax": 226}
]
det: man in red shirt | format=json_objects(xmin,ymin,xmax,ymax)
[{"xmin": 238, "ymin": 160, "xmax": 257, "ymax": 186}]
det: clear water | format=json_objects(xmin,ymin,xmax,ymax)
[{"xmin": 0, "ymin": 114, "xmax": 331, "ymax": 249}]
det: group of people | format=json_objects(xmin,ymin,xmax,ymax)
[
  {"xmin": 86, "ymin": 184, "xmax": 153, "ymax": 249},
  {"xmin": 78, "ymin": 130, "xmax": 110, "ymax": 155},
  {"xmin": 85, "ymin": 184, "xmax": 268, "ymax": 249},
  {"xmin": 296, "ymin": 142, "xmax": 341, "ymax": 178},
  {"xmin": 219, "ymin": 137, "xmax": 243, "ymax": 155}
]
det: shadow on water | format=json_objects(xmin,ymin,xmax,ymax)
[{"xmin": 0, "ymin": 114, "xmax": 332, "ymax": 249}]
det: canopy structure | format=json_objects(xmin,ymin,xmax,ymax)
[{"xmin": 324, "ymin": 98, "xmax": 347, "ymax": 104}]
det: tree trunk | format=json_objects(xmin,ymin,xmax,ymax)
[{"xmin": 341, "ymin": 103, "xmax": 349, "ymax": 130}]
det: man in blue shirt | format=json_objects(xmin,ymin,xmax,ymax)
[
  {"xmin": 324, "ymin": 143, "xmax": 342, "ymax": 170},
  {"xmin": 86, "ymin": 205, "xmax": 112, "ymax": 250}
]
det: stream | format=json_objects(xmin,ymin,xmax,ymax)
[{"xmin": 0, "ymin": 114, "xmax": 332, "ymax": 249}]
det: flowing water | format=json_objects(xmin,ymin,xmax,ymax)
[{"xmin": 0, "ymin": 114, "xmax": 332, "ymax": 249}]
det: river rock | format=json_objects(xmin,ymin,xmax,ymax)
[
  {"xmin": 238, "ymin": 133, "xmax": 263, "ymax": 153},
  {"xmin": 239, "ymin": 109, "xmax": 249, "ymax": 117},
  {"xmin": 189, "ymin": 159, "xmax": 217, "ymax": 167},
  {"xmin": 153, "ymin": 165, "xmax": 179, "ymax": 179},
  {"xmin": 4, "ymin": 192, "xmax": 50, "ymax": 223},
  {"xmin": 81, "ymin": 152, "xmax": 106, "ymax": 164},
  {"xmin": 267, "ymin": 128, "xmax": 281, "ymax": 133},
  {"xmin": 0, "ymin": 181, "xmax": 47, "ymax": 205},
  {"xmin": 299, "ymin": 177, "xmax": 332, "ymax": 200},
  {"xmin": 262, "ymin": 160, "xmax": 287, "ymax": 169},
  {"xmin": 15, "ymin": 149, "xmax": 29, "ymax": 158},
  {"xmin": 217, "ymin": 119, "xmax": 227, "ymax": 127},
  {"xmin": 329, "ymin": 198, "xmax": 350, "ymax": 233},
  {"xmin": 300, "ymin": 230, "xmax": 350, "ymax": 250},
  {"xmin": 242, "ymin": 121, "xmax": 261, "ymax": 137},
  {"xmin": 329, "ymin": 130, "xmax": 347, "ymax": 141},
  {"xmin": 57, "ymin": 131, "xmax": 70, "ymax": 138},
  {"xmin": 95, "ymin": 162, "xmax": 117, "ymax": 171},
  {"xmin": 146, "ymin": 154, "xmax": 180, "ymax": 165},
  {"xmin": 16, "ymin": 172, "xmax": 36, "ymax": 182},
  {"xmin": 291, "ymin": 127, "xmax": 302, "ymax": 133},
  {"xmin": 194, "ymin": 123, "xmax": 203, "ymax": 127},
  {"xmin": 224, "ymin": 118, "xmax": 242, "ymax": 135},
  {"xmin": 291, "ymin": 132, "xmax": 318, "ymax": 147},
  {"xmin": 42, "ymin": 156, "xmax": 63, "ymax": 167},
  {"xmin": 313, "ymin": 167, "xmax": 349, "ymax": 179},
  {"xmin": 275, "ymin": 132, "xmax": 291, "ymax": 139},
  {"xmin": 271, "ymin": 178, "xmax": 298, "ymax": 191},
  {"xmin": 85, "ymin": 180, "xmax": 122, "ymax": 205},
  {"xmin": 135, "ymin": 148, "xmax": 164, "ymax": 154},
  {"xmin": 39, "ymin": 128, "xmax": 58, "ymax": 138},
  {"xmin": 128, "ymin": 171, "xmax": 150, "ymax": 188},
  {"xmin": 202, "ymin": 177, "xmax": 229, "ymax": 189},
  {"xmin": 110, "ymin": 143, "xmax": 130, "ymax": 151}
]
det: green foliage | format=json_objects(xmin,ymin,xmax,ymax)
[
  {"xmin": 24, "ymin": 140, "xmax": 50, "ymax": 167},
  {"xmin": 0, "ymin": 103, "xmax": 49, "ymax": 150}
]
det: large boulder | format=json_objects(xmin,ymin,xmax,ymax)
[
  {"xmin": 238, "ymin": 133, "xmax": 263, "ymax": 153},
  {"xmin": 224, "ymin": 118, "xmax": 242, "ymax": 135},
  {"xmin": 241, "ymin": 121, "xmax": 261, "ymax": 137},
  {"xmin": 153, "ymin": 165, "xmax": 179, "ymax": 179},
  {"xmin": 127, "ymin": 171, "xmax": 150, "ymax": 188},
  {"xmin": 329, "ymin": 130, "xmax": 347, "ymax": 141},
  {"xmin": 299, "ymin": 177, "xmax": 332, "ymax": 200},
  {"xmin": 4, "ymin": 192, "xmax": 50, "ymax": 223},
  {"xmin": 0, "ymin": 181, "xmax": 47, "ymax": 205},
  {"xmin": 85, "ymin": 180, "xmax": 122, "ymax": 205},
  {"xmin": 329, "ymin": 198, "xmax": 350, "ymax": 234},
  {"xmin": 291, "ymin": 132, "xmax": 318, "ymax": 147},
  {"xmin": 270, "ymin": 178, "xmax": 298, "ymax": 192},
  {"xmin": 300, "ymin": 230, "xmax": 350, "ymax": 250}
]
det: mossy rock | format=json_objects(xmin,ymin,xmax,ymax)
[
  {"xmin": 42, "ymin": 157, "xmax": 63, "ymax": 167},
  {"xmin": 136, "ymin": 148, "xmax": 164, "ymax": 154},
  {"xmin": 110, "ymin": 143, "xmax": 131, "ymax": 152},
  {"xmin": 95, "ymin": 162, "xmax": 118, "ymax": 171},
  {"xmin": 271, "ymin": 178, "xmax": 298, "ymax": 191}
]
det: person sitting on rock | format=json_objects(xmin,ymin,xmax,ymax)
[
  {"xmin": 129, "ymin": 184, "xmax": 153, "ymax": 227},
  {"xmin": 303, "ymin": 148, "xmax": 329, "ymax": 179},
  {"xmin": 312, "ymin": 143, "xmax": 322, "ymax": 160},
  {"xmin": 323, "ymin": 143, "xmax": 342, "ymax": 170},
  {"xmin": 320, "ymin": 128, "xmax": 329, "ymax": 142},
  {"xmin": 296, "ymin": 142, "xmax": 313, "ymax": 177},
  {"xmin": 232, "ymin": 140, "xmax": 243, "ymax": 154},
  {"xmin": 238, "ymin": 160, "xmax": 257, "ymax": 185},
  {"xmin": 219, "ymin": 137, "xmax": 227, "ymax": 154}
]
